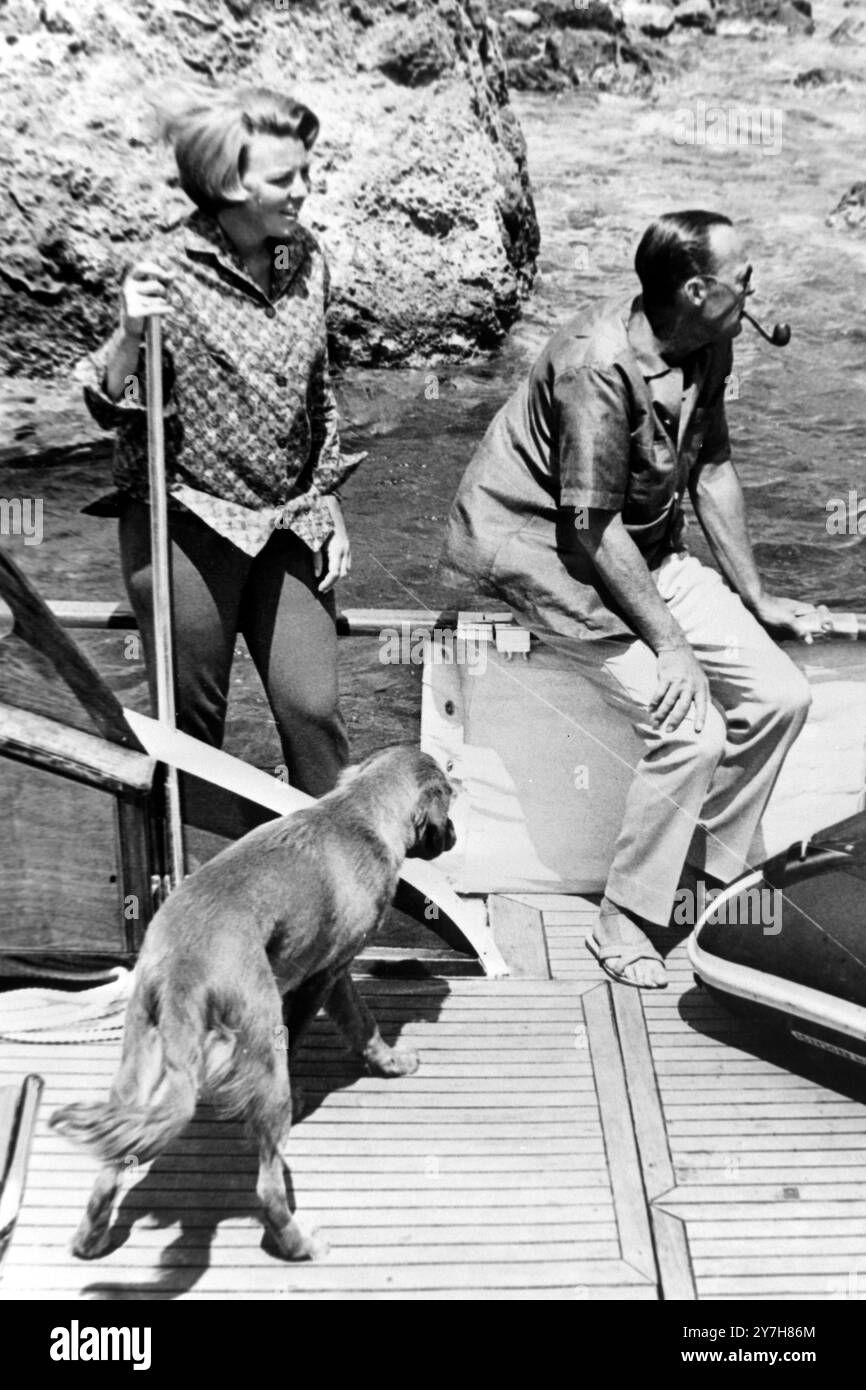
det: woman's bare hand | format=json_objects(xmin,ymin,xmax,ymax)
[
  {"xmin": 315, "ymin": 496, "xmax": 352, "ymax": 594},
  {"xmin": 119, "ymin": 260, "xmax": 174, "ymax": 340}
]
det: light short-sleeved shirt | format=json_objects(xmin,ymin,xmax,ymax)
[
  {"xmin": 440, "ymin": 296, "xmax": 733, "ymax": 641},
  {"xmin": 82, "ymin": 210, "xmax": 364, "ymax": 555}
]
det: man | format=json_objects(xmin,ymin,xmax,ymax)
[{"xmin": 441, "ymin": 210, "xmax": 828, "ymax": 988}]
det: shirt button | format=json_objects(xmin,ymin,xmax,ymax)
[
  {"xmin": 275, "ymin": 373, "xmax": 287, "ymax": 387},
  {"xmin": 265, "ymin": 306, "xmax": 276, "ymax": 319}
]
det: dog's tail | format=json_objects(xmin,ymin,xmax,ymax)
[{"xmin": 49, "ymin": 978, "xmax": 221, "ymax": 1165}]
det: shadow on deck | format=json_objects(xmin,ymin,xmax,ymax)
[{"xmin": 3, "ymin": 896, "xmax": 866, "ymax": 1301}]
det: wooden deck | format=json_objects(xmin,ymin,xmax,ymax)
[{"xmin": 2, "ymin": 895, "xmax": 866, "ymax": 1300}]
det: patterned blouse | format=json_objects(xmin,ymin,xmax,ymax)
[{"xmin": 83, "ymin": 210, "xmax": 364, "ymax": 555}]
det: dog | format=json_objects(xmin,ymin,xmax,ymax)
[{"xmin": 50, "ymin": 747, "xmax": 455, "ymax": 1262}]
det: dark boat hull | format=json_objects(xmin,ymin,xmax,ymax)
[{"xmin": 688, "ymin": 811, "xmax": 866, "ymax": 1069}]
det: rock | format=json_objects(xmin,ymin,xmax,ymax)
[
  {"xmin": 793, "ymin": 67, "xmax": 846, "ymax": 88},
  {"xmin": 557, "ymin": 26, "xmax": 619, "ymax": 67},
  {"xmin": 532, "ymin": 1, "xmax": 623, "ymax": 31},
  {"xmin": 673, "ymin": 0, "xmax": 715, "ymax": 30},
  {"xmin": 715, "ymin": 0, "xmax": 813, "ymax": 32},
  {"xmin": 347, "ymin": 1, "xmax": 377, "ymax": 25},
  {"xmin": 776, "ymin": 0, "xmax": 814, "ymax": 30},
  {"xmin": 622, "ymin": 0, "xmax": 675, "ymax": 36},
  {"xmin": 360, "ymin": 12, "xmax": 458, "ymax": 86},
  {"xmin": 502, "ymin": 7, "xmax": 542, "ymax": 27},
  {"xmin": 2, "ymin": 0, "xmax": 40, "ymax": 35},
  {"xmin": 39, "ymin": 0, "xmax": 76, "ymax": 35},
  {"xmin": 716, "ymin": 15, "xmax": 760, "ymax": 34},
  {"xmin": 0, "ymin": 0, "xmax": 540, "ymax": 376},
  {"xmin": 829, "ymin": 16, "xmax": 866, "ymax": 45},
  {"xmin": 827, "ymin": 182, "xmax": 866, "ymax": 233},
  {"xmin": 506, "ymin": 54, "xmax": 570, "ymax": 88}
]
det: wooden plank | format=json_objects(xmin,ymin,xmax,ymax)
[
  {"xmin": 0, "ymin": 760, "xmax": 130, "ymax": 954},
  {"xmin": 28, "ymin": 1083, "xmax": 602, "ymax": 1107},
  {"xmin": 354, "ymin": 978, "xmax": 577, "ymax": 998},
  {"xmin": 606, "ymin": 983, "xmax": 700, "ymax": 1299},
  {"xmin": 11, "ymin": 1235, "xmax": 627, "ymax": 1267},
  {"xmin": 354, "ymin": 946, "xmax": 481, "ymax": 978},
  {"xmin": 488, "ymin": 895, "xmax": 551, "ymax": 979},
  {"xmin": 611, "ymin": 988, "xmax": 675, "ymax": 1201},
  {"xmin": 0, "ymin": 706, "xmax": 155, "ymax": 796},
  {"xmin": 115, "ymin": 794, "xmax": 158, "ymax": 952},
  {"xmin": 25, "ymin": 1167, "xmax": 610, "ymax": 1192},
  {"xmin": 59, "ymin": 1287, "xmax": 658, "ymax": 1302},
  {"xmin": 668, "ymin": 1182, "xmax": 866, "ymax": 1202},
  {"xmin": 8, "ymin": 1214, "xmax": 621, "ymax": 1241},
  {"xmin": 25, "ymin": 1148, "xmax": 603, "ymax": 1171},
  {"xmin": 0, "ymin": 1258, "xmax": 647, "ymax": 1294},
  {"xmin": 20, "ymin": 1199, "xmax": 616, "ymax": 1227},
  {"xmin": 582, "ymin": 983, "xmax": 656, "ymax": 1285},
  {"xmin": 650, "ymin": 1206, "xmax": 697, "ymax": 1301},
  {"xmin": 521, "ymin": 894, "xmax": 594, "ymax": 912},
  {"xmin": 657, "ymin": 1072, "xmax": 845, "ymax": 1087},
  {"xmin": 0, "ymin": 1058, "xmax": 593, "ymax": 1082},
  {"xmin": 664, "ymin": 1198, "xmax": 866, "ymax": 1219},
  {"xmin": 669, "ymin": 1123, "xmax": 866, "ymax": 1139},
  {"xmin": 690, "ymin": 1235, "xmax": 866, "ymax": 1257},
  {"xmin": 687, "ymin": 1216, "xmax": 866, "ymax": 1237},
  {"xmin": 4, "ymin": 602, "xmax": 514, "ymax": 637}
]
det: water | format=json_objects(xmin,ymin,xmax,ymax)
[{"xmin": 6, "ymin": 5, "xmax": 866, "ymax": 767}]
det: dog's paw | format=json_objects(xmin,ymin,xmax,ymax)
[
  {"xmin": 71, "ymin": 1222, "xmax": 113, "ymax": 1261},
  {"xmin": 267, "ymin": 1221, "xmax": 329, "ymax": 1262},
  {"xmin": 295, "ymin": 1231, "xmax": 329, "ymax": 1262},
  {"xmin": 366, "ymin": 1044, "xmax": 420, "ymax": 1078}
]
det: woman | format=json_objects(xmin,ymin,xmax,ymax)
[{"xmin": 84, "ymin": 85, "xmax": 362, "ymax": 804}]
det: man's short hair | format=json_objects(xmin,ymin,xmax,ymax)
[{"xmin": 635, "ymin": 211, "xmax": 732, "ymax": 314}]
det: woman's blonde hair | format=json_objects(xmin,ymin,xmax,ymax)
[{"xmin": 149, "ymin": 83, "xmax": 320, "ymax": 215}]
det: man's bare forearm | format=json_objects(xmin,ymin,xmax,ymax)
[
  {"xmin": 575, "ymin": 511, "xmax": 689, "ymax": 652},
  {"xmin": 690, "ymin": 459, "xmax": 764, "ymax": 611}
]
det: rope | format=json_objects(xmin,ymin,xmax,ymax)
[{"xmin": 0, "ymin": 968, "xmax": 133, "ymax": 1045}]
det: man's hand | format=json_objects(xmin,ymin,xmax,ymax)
[
  {"xmin": 753, "ymin": 594, "xmax": 834, "ymax": 645},
  {"xmin": 314, "ymin": 496, "xmax": 351, "ymax": 594},
  {"xmin": 651, "ymin": 644, "xmax": 710, "ymax": 733}
]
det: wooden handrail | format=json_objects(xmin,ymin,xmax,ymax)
[
  {"xmin": 0, "ymin": 600, "xmax": 515, "ymax": 634},
  {"xmin": 0, "ymin": 705, "xmax": 156, "ymax": 795}
]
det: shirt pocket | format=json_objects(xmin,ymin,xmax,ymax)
[{"xmin": 622, "ymin": 429, "xmax": 676, "ymax": 529}]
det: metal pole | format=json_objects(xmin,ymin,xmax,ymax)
[{"xmin": 145, "ymin": 315, "xmax": 185, "ymax": 889}]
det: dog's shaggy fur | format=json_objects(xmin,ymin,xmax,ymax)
[{"xmin": 50, "ymin": 747, "xmax": 455, "ymax": 1262}]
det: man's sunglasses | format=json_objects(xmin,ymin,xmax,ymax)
[{"xmin": 700, "ymin": 273, "xmax": 755, "ymax": 304}]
